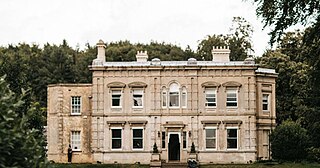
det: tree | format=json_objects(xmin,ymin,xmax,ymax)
[
  {"xmin": 197, "ymin": 17, "xmax": 254, "ymax": 61},
  {"xmin": 0, "ymin": 76, "xmax": 47, "ymax": 167},
  {"xmin": 270, "ymin": 120, "xmax": 309, "ymax": 161},
  {"xmin": 253, "ymin": 0, "xmax": 320, "ymax": 44}
]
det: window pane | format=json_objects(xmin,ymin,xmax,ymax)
[
  {"xmin": 183, "ymin": 131, "xmax": 187, "ymax": 148},
  {"xmin": 263, "ymin": 94, "xmax": 269, "ymax": 111},
  {"xmin": 112, "ymin": 129, "xmax": 121, "ymax": 138},
  {"xmin": 181, "ymin": 92, "xmax": 187, "ymax": 107},
  {"xmin": 227, "ymin": 139, "xmax": 237, "ymax": 149},
  {"xmin": 133, "ymin": 139, "xmax": 143, "ymax": 148},
  {"xmin": 206, "ymin": 129, "xmax": 216, "ymax": 137},
  {"xmin": 206, "ymin": 139, "xmax": 216, "ymax": 148},
  {"xmin": 71, "ymin": 96, "xmax": 81, "ymax": 114},
  {"xmin": 112, "ymin": 139, "xmax": 121, "ymax": 149},
  {"xmin": 71, "ymin": 131, "xmax": 81, "ymax": 150},
  {"xmin": 169, "ymin": 92, "xmax": 179, "ymax": 107},
  {"xmin": 227, "ymin": 129, "xmax": 237, "ymax": 149},
  {"xmin": 162, "ymin": 131, "xmax": 166, "ymax": 148},
  {"xmin": 133, "ymin": 129, "xmax": 143, "ymax": 138},
  {"xmin": 112, "ymin": 129, "xmax": 122, "ymax": 149},
  {"xmin": 133, "ymin": 129, "xmax": 143, "ymax": 149},
  {"xmin": 162, "ymin": 92, "xmax": 167, "ymax": 107}
]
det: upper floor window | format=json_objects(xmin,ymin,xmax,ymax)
[
  {"xmin": 205, "ymin": 128, "xmax": 216, "ymax": 149},
  {"xmin": 169, "ymin": 83, "xmax": 180, "ymax": 107},
  {"xmin": 71, "ymin": 131, "xmax": 81, "ymax": 151},
  {"xmin": 262, "ymin": 94, "xmax": 270, "ymax": 111},
  {"xmin": 133, "ymin": 89, "xmax": 143, "ymax": 108},
  {"xmin": 226, "ymin": 88, "xmax": 237, "ymax": 107},
  {"xmin": 112, "ymin": 90, "xmax": 122, "ymax": 108},
  {"xmin": 71, "ymin": 96, "xmax": 81, "ymax": 115},
  {"xmin": 227, "ymin": 128, "xmax": 238, "ymax": 149},
  {"xmin": 205, "ymin": 88, "xmax": 216, "ymax": 107}
]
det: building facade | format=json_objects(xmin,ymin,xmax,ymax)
[{"xmin": 47, "ymin": 40, "xmax": 277, "ymax": 164}]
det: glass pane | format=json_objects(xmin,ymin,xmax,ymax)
[
  {"xmin": 162, "ymin": 92, "xmax": 167, "ymax": 107},
  {"xmin": 133, "ymin": 129, "xmax": 143, "ymax": 138},
  {"xmin": 227, "ymin": 102, "xmax": 237, "ymax": 106},
  {"xmin": 112, "ymin": 129, "xmax": 121, "ymax": 138},
  {"xmin": 162, "ymin": 132, "xmax": 165, "ymax": 148},
  {"xmin": 206, "ymin": 129, "xmax": 216, "ymax": 138},
  {"xmin": 112, "ymin": 99, "xmax": 120, "ymax": 106},
  {"xmin": 133, "ymin": 139, "xmax": 143, "ymax": 148},
  {"xmin": 227, "ymin": 129, "xmax": 237, "ymax": 138},
  {"xmin": 169, "ymin": 93, "xmax": 179, "ymax": 107},
  {"xmin": 227, "ymin": 139, "xmax": 237, "ymax": 149},
  {"xmin": 263, "ymin": 104, "xmax": 268, "ymax": 110},
  {"xmin": 206, "ymin": 139, "xmax": 216, "ymax": 148},
  {"xmin": 112, "ymin": 139, "xmax": 121, "ymax": 149}
]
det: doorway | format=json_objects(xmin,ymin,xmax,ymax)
[{"xmin": 168, "ymin": 134, "xmax": 180, "ymax": 161}]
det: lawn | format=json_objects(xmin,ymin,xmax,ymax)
[{"xmin": 49, "ymin": 162, "xmax": 320, "ymax": 168}]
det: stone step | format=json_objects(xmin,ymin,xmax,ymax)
[{"xmin": 161, "ymin": 162, "xmax": 188, "ymax": 168}]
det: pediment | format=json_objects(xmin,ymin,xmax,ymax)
[{"xmin": 107, "ymin": 82, "xmax": 126, "ymax": 88}]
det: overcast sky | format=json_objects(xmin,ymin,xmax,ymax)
[{"xmin": 0, "ymin": 0, "xmax": 274, "ymax": 56}]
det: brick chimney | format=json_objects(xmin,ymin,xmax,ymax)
[
  {"xmin": 212, "ymin": 46, "xmax": 230, "ymax": 62},
  {"xmin": 136, "ymin": 51, "xmax": 148, "ymax": 62},
  {"xmin": 92, "ymin": 40, "xmax": 106, "ymax": 65}
]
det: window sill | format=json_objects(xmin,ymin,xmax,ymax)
[
  {"xmin": 70, "ymin": 113, "xmax": 81, "ymax": 116},
  {"xmin": 72, "ymin": 149, "xmax": 81, "ymax": 152}
]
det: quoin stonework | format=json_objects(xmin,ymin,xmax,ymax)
[{"xmin": 47, "ymin": 40, "xmax": 277, "ymax": 165}]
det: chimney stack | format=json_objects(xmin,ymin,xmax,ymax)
[
  {"xmin": 92, "ymin": 40, "xmax": 106, "ymax": 65},
  {"xmin": 212, "ymin": 46, "xmax": 230, "ymax": 62},
  {"xmin": 136, "ymin": 51, "xmax": 148, "ymax": 62}
]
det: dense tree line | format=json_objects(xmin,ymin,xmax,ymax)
[{"xmin": 254, "ymin": 0, "xmax": 320, "ymax": 162}]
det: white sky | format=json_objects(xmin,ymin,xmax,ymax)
[{"xmin": 0, "ymin": 0, "xmax": 273, "ymax": 56}]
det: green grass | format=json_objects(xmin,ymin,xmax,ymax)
[
  {"xmin": 49, "ymin": 162, "xmax": 320, "ymax": 168},
  {"xmin": 200, "ymin": 162, "xmax": 320, "ymax": 168},
  {"xmin": 48, "ymin": 163, "xmax": 149, "ymax": 168}
]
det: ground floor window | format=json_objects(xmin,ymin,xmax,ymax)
[
  {"xmin": 205, "ymin": 128, "xmax": 216, "ymax": 149},
  {"xmin": 227, "ymin": 128, "xmax": 238, "ymax": 149},
  {"xmin": 132, "ymin": 128, "xmax": 143, "ymax": 149},
  {"xmin": 111, "ymin": 129, "xmax": 122, "ymax": 149},
  {"xmin": 71, "ymin": 131, "xmax": 81, "ymax": 151}
]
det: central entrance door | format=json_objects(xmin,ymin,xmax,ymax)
[{"xmin": 168, "ymin": 134, "xmax": 180, "ymax": 161}]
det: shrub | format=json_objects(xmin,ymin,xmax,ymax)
[{"xmin": 270, "ymin": 120, "xmax": 309, "ymax": 161}]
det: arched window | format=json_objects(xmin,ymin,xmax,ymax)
[{"xmin": 169, "ymin": 83, "xmax": 180, "ymax": 107}]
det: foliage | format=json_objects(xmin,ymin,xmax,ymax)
[
  {"xmin": 0, "ymin": 76, "xmax": 47, "ymax": 167},
  {"xmin": 197, "ymin": 17, "xmax": 254, "ymax": 61},
  {"xmin": 254, "ymin": 0, "xmax": 320, "ymax": 44},
  {"xmin": 152, "ymin": 143, "xmax": 159, "ymax": 153},
  {"xmin": 270, "ymin": 120, "xmax": 309, "ymax": 161},
  {"xmin": 307, "ymin": 147, "xmax": 320, "ymax": 163},
  {"xmin": 190, "ymin": 142, "xmax": 196, "ymax": 153}
]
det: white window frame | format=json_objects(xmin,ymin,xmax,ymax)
[
  {"xmin": 71, "ymin": 96, "xmax": 81, "ymax": 115},
  {"xmin": 205, "ymin": 127, "xmax": 217, "ymax": 150},
  {"xmin": 226, "ymin": 88, "xmax": 238, "ymax": 108},
  {"xmin": 132, "ymin": 127, "xmax": 144, "ymax": 150},
  {"xmin": 71, "ymin": 131, "xmax": 81, "ymax": 151},
  {"xmin": 226, "ymin": 127, "xmax": 238, "ymax": 150},
  {"xmin": 111, "ymin": 128, "xmax": 122, "ymax": 150},
  {"xmin": 169, "ymin": 83, "xmax": 180, "ymax": 108},
  {"xmin": 111, "ymin": 90, "xmax": 122, "ymax": 108},
  {"xmin": 262, "ymin": 94, "xmax": 270, "ymax": 112},
  {"xmin": 132, "ymin": 89, "xmax": 144, "ymax": 108},
  {"xmin": 205, "ymin": 88, "xmax": 217, "ymax": 108},
  {"xmin": 181, "ymin": 87, "xmax": 187, "ymax": 108},
  {"xmin": 162, "ymin": 90, "xmax": 167, "ymax": 108}
]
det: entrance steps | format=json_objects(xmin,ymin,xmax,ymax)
[{"xmin": 161, "ymin": 161, "xmax": 188, "ymax": 168}]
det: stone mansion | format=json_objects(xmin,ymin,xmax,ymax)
[{"xmin": 47, "ymin": 40, "xmax": 277, "ymax": 165}]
